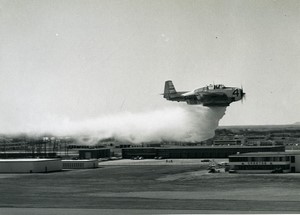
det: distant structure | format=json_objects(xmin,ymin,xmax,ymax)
[
  {"xmin": 214, "ymin": 125, "xmax": 300, "ymax": 149},
  {"xmin": 122, "ymin": 146, "xmax": 284, "ymax": 159},
  {"xmin": 213, "ymin": 139, "xmax": 245, "ymax": 146},
  {"xmin": 79, "ymin": 148, "xmax": 110, "ymax": 159}
]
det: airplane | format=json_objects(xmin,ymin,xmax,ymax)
[{"xmin": 162, "ymin": 80, "xmax": 245, "ymax": 107}]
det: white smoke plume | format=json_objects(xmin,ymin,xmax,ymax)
[{"xmin": 2, "ymin": 105, "xmax": 226, "ymax": 144}]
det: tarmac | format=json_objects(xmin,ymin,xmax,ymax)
[
  {"xmin": 0, "ymin": 208, "xmax": 296, "ymax": 215},
  {"xmin": 1, "ymin": 159, "xmax": 300, "ymax": 214},
  {"xmin": 98, "ymin": 158, "xmax": 227, "ymax": 166}
]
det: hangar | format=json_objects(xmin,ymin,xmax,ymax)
[
  {"xmin": 79, "ymin": 148, "xmax": 110, "ymax": 159},
  {"xmin": 122, "ymin": 146, "xmax": 285, "ymax": 159},
  {"xmin": 0, "ymin": 152, "xmax": 57, "ymax": 159},
  {"xmin": 0, "ymin": 159, "xmax": 62, "ymax": 173},
  {"xmin": 229, "ymin": 151, "xmax": 300, "ymax": 173}
]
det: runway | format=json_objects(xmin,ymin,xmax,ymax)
[{"xmin": 0, "ymin": 208, "xmax": 294, "ymax": 215}]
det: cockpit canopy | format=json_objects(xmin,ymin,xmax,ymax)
[{"xmin": 207, "ymin": 84, "xmax": 226, "ymax": 90}]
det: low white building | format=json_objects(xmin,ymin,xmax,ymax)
[
  {"xmin": 0, "ymin": 159, "xmax": 62, "ymax": 173},
  {"xmin": 62, "ymin": 159, "xmax": 98, "ymax": 169},
  {"xmin": 229, "ymin": 152, "xmax": 300, "ymax": 173}
]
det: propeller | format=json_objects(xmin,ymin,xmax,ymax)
[{"xmin": 241, "ymin": 85, "xmax": 246, "ymax": 103}]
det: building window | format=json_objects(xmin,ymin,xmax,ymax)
[
  {"xmin": 291, "ymin": 156, "xmax": 295, "ymax": 163},
  {"xmin": 291, "ymin": 167, "xmax": 296, "ymax": 173},
  {"xmin": 234, "ymin": 164, "xmax": 290, "ymax": 170}
]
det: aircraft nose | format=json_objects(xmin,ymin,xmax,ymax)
[
  {"xmin": 241, "ymin": 89, "xmax": 245, "ymax": 97},
  {"xmin": 241, "ymin": 88, "xmax": 246, "ymax": 102}
]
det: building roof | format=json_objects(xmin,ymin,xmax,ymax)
[
  {"xmin": 0, "ymin": 159, "xmax": 59, "ymax": 162},
  {"xmin": 78, "ymin": 148, "xmax": 109, "ymax": 151},
  {"xmin": 229, "ymin": 151, "xmax": 300, "ymax": 157},
  {"xmin": 62, "ymin": 159, "xmax": 97, "ymax": 162},
  {"xmin": 123, "ymin": 145, "xmax": 284, "ymax": 150}
]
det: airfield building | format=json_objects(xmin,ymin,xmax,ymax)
[
  {"xmin": 62, "ymin": 159, "xmax": 98, "ymax": 169},
  {"xmin": 213, "ymin": 139, "xmax": 244, "ymax": 146},
  {"xmin": 229, "ymin": 151, "xmax": 300, "ymax": 173},
  {"xmin": 0, "ymin": 158, "xmax": 62, "ymax": 173},
  {"xmin": 122, "ymin": 146, "xmax": 285, "ymax": 159},
  {"xmin": 79, "ymin": 148, "xmax": 110, "ymax": 159},
  {"xmin": 0, "ymin": 152, "xmax": 57, "ymax": 159}
]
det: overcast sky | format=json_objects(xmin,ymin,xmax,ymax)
[{"xmin": 1, "ymin": 0, "xmax": 300, "ymax": 128}]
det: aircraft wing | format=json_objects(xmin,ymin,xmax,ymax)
[
  {"xmin": 181, "ymin": 91, "xmax": 195, "ymax": 97},
  {"xmin": 201, "ymin": 92, "xmax": 228, "ymax": 96},
  {"xmin": 182, "ymin": 91, "xmax": 227, "ymax": 98}
]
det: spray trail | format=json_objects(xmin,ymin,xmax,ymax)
[{"xmin": 1, "ymin": 105, "xmax": 226, "ymax": 144}]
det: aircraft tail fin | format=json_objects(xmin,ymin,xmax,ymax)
[{"xmin": 163, "ymin": 80, "xmax": 177, "ymax": 99}]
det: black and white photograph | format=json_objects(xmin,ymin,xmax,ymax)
[{"xmin": 1, "ymin": 0, "xmax": 300, "ymax": 214}]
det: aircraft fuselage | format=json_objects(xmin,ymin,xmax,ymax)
[{"xmin": 163, "ymin": 81, "xmax": 245, "ymax": 107}]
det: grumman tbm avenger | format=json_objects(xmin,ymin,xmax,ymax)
[{"xmin": 162, "ymin": 80, "xmax": 245, "ymax": 107}]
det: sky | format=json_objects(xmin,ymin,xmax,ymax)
[{"xmin": 1, "ymin": 0, "xmax": 300, "ymax": 131}]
